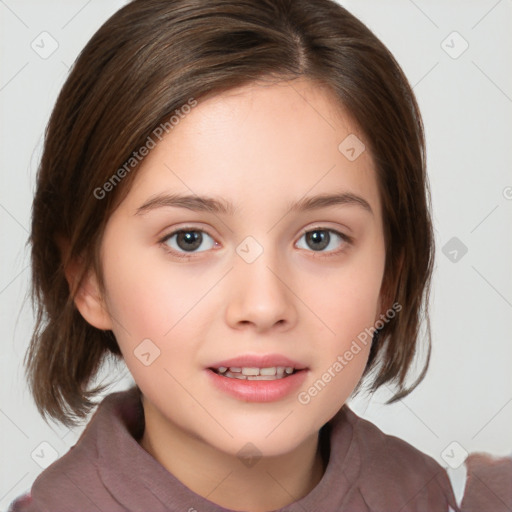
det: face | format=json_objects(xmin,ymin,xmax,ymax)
[{"xmin": 94, "ymin": 79, "xmax": 386, "ymax": 457}]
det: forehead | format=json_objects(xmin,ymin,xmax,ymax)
[{"xmin": 118, "ymin": 78, "xmax": 380, "ymax": 218}]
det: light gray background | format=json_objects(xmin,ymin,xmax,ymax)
[{"xmin": 1, "ymin": 0, "xmax": 511, "ymax": 509}]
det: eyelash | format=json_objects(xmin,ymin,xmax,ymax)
[
  {"xmin": 158, "ymin": 227, "xmax": 218, "ymax": 260},
  {"xmin": 158, "ymin": 226, "xmax": 353, "ymax": 260},
  {"xmin": 296, "ymin": 227, "xmax": 353, "ymax": 258}
]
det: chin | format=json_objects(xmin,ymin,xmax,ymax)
[{"xmin": 204, "ymin": 416, "xmax": 318, "ymax": 459}]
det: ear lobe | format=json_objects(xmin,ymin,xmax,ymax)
[
  {"xmin": 72, "ymin": 268, "xmax": 113, "ymax": 331},
  {"xmin": 57, "ymin": 235, "xmax": 113, "ymax": 331}
]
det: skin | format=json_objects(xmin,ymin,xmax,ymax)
[{"xmin": 74, "ymin": 78, "xmax": 386, "ymax": 511}]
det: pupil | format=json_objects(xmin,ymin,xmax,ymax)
[
  {"xmin": 177, "ymin": 231, "xmax": 202, "ymax": 251},
  {"xmin": 306, "ymin": 230, "xmax": 329, "ymax": 251}
]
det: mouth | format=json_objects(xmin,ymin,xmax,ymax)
[
  {"xmin": 206, "ymin": 354, "xmax": 308, "ymax": 401},
  {"xmin": 209, "ymin": 366, "xmax": 301, "ymax": 381},
  {"xmin": 206, "ymin": 361, "xmax": 309, "ymax": 402}
]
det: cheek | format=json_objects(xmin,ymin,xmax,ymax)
[
  {"xmin": 304, "ymin": 250, "xmax": 385, "ymax": 340},
  {"xmin": 297, "ymin": 241, "xmax": 385, "ymax": 408},
  {"xmin": 102, "ymin": 260, "xmax": 205, "ymax": 391},
  {"xmin": 101, "ymin": 239, "xmax": 209, "ymax": 336},
  {"xmin": 104, "ymin": 263, "xmax": 176, "ymax": 337},
  {"xmin": 298, "ymin": 277, "xmax": 377, "ymax": 425},
  {"xmin": 99, "ymin": 238, "xmax": 212, "ymax": 375}
]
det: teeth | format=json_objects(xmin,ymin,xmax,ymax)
[
  {"xmin": 214, "ymin": 366, "xmax": 296, "ymax": 379},
  {"xmin": 241, "ymin": 367, "xmax": 260, "ymax": 376}
]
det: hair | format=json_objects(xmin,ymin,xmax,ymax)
[{"xmin": 26, "ymin": 0, "xmax": 434, "ymax": 427}]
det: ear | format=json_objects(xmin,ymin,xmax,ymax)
[
  {"xmin": 57, "ymin": 236, "xmax": 113, "ymax": 331},
  {"xmin": 72, "ymin": 267, "xmax": 113, "ymax": 331}
]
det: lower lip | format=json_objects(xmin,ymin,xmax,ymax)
[{"xmin": 206, "ymin": 369, "xmax": 308, "ymax": 402}]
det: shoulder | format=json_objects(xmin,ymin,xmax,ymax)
[
  {"xmin": 345, "ymin": 406, "xmax": 442, "ymax": 474},
  {"xmin": 339, "ymin": 406, "xmax": 458, "ymax": 512},
  {"xmin": 8, "ymin": 435, "xmax": 105, "ymax": 512},
  {"xmin": 461, "ymin": 452, "xmax": 512, "ymax": 512},
  {"xmin": 8, "ymin": 387, "xmax": 142, "ymax": 512}
]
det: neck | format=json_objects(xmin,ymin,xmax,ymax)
[{"xmin": 139, "ymin": 398, "xmax": 326, "ymax": 512}]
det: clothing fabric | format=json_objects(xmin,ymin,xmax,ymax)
[
  {"xmin": 9, "ymin": 386, "xmax": 463, "ymax": 511},
  {"xmin": 460, "ymin": 452, "xmax": 512, "ymax": 512}
]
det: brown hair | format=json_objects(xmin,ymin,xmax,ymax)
[{"xmin": 26, "ymin": 0, "xmax": 433, "ymax": 426}]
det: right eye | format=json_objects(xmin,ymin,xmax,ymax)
[{"xmin": 160, "ymin": 229, "xmax": 217, "ymax": 256}]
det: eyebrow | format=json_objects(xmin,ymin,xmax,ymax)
[
  {"xmin": 287, "ymin": 192, "xmax": 373, "ymax": 215},
  {"xmin": 134, "ymin": 192, "xmax": 373, "ymax": 216},
  {"xmin": 135, "ymin": 194, "xmax": 236, "ymax": 216}
]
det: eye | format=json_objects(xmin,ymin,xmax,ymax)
[
  {"xmin": 296, "ymin": 228, "xmax": 349, "ymax": 253},
  {"xmin": 161, "ymin": 229, "xmax": 217, "ymax": 255}
]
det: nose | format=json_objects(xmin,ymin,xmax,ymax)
[{"xmin": 225, "ymin": 249, "xmax": 298, "ymax": 333}]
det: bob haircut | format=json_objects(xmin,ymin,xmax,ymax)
[{"xmin": 26, "ymin": 0, "xmax": 434, "ymax": 427}]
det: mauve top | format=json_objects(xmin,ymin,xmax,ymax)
[{"xmin": 9, "ymin": 386, "xmax": 496, "ymax": 512}]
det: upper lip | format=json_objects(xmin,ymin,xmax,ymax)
[{"xmin": 208, "ymin": 354, "xmax": 307, "ymax": 370}]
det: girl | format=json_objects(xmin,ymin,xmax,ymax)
[{"xmin": 10, "ymin": 0, "xmax": 505, "ymax": 510}]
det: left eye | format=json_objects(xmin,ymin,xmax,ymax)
[
  {"xmin": 296, "ymin": 229, "xmax": 347, "ymax": 252},
  {"xmin": 162, "ymin": 229, "xmax": 216, "ymax": 253}
]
